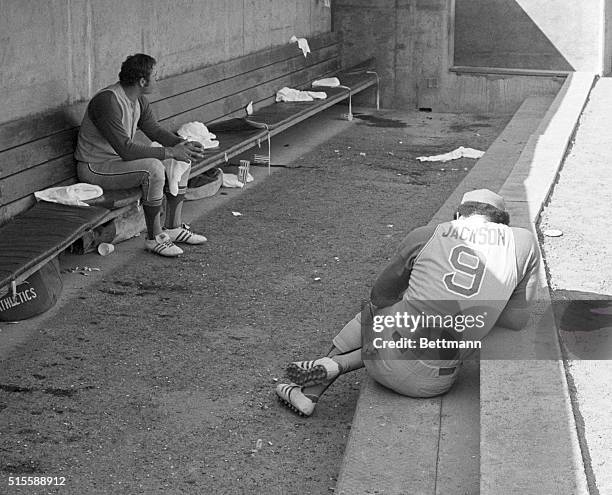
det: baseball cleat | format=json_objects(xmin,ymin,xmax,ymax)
[
  {"xmin": 286, "ymin": 357, "xmax": 340, "ymax": 386},
  {"xmin": 144, "ymin": 233, "xmax": 183, "ymax": 257},
  {"xmin": 164, "ymin": 223, "xmax": 207, "ymax": 244},
  {"xmin": 275, "ymin": 383, "xmax": 316, "ymax": 417}
]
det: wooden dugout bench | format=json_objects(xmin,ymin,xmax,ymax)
[{"xmin": 0, "ymin": 32, "xmax": 379, "ymax": 296}]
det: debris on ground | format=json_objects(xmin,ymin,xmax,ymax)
[
  {"xmin": 417, "ymin": 146, "xmax": 484, "ymax": 162},
  {"xmin": 66, "ymin": 266, "xmax": 102, "ymax": 275}
]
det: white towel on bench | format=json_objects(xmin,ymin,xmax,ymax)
[
  {"xmin": 34, "ymin": 183, "xmax": 103, "ymax": 207},
  {"xmin": 275, "ymin": 87, "xmax": 327, "ymax": 102},
  {"xmin": 177, "ymin": 121, "xmax": 219, "ymax": 149},
  {"xmin": 312, "ymin": 77, "xmax": 341, "ymax": 88}
]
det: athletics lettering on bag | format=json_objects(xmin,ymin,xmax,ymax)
[{"xmin": 0, "ymin": 283, "xmax": 38, "ymax": 312}]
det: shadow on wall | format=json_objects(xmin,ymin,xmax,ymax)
[{"xmin": 453, "ymin": 0, "xmax": 574, "ymax": 70}]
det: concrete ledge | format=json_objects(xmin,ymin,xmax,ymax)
[
  {"xmin": 335, "ymin": 95, "xmax": 556, "ymax": 494},
  {"xmin": 480, "ymin": 72, "xmax": 596, "ymax": 495}
]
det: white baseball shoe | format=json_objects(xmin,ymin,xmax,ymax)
[
  {"xmin": 164, "ymin": 223, "xmax": 207, "ymax": 244},
  {"xmin": 276, "ymin": 383, "xmax": 316, "ymax": 417},
  {"xmin": 144, "ymin": 233, "xmax": 183, "ymax": 257},
  {"xmin": 286, "ymin": 357, "xmax": 340, "ymax": 386}
]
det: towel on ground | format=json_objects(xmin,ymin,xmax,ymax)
[{"xmin": 416, "ymin": 146, "xmax": 485, "ymax": 162}]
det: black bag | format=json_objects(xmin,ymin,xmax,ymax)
[{"xmin": 0, "ymin": 258, "xmax": 63, "ymax": 321}]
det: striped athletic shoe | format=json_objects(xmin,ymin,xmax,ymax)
[
  {"xmin": 276, "ymin": 383, "xmax": 316, "ymax": 416},
  {"xmin": 286, "ymin": 357, "xmax": 340, "ymax": 386},
  {"xmin": 164, "ymin": 224, "xmax": 207, "ymax": 244},
  {"xmin": 144, "ymin": 233, "xmax": 183, "ymax": 257}
]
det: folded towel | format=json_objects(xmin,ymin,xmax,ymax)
[
  {"xmin": 275, "ymin": 87, "xmax": 327, "ymax": 102},
  {"xmin": 312, "ymin": 77, "xmax": 341, "ymax": 88}
]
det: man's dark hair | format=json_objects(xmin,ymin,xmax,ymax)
[
  {"xmin": 119, "ymin": 54, "xmax": 156, "ymax": 86},
  {"xmin": 455, "ymin": 201, "xmax": 510, "ymax": 225}
]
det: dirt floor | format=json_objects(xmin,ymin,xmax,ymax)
[{"xmin": 0, "ymin": 108, "xmax": 510, "ymax": 494}]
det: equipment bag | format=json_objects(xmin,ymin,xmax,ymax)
[{"xmin": 0, "ymin": 258, "xmax": 63, "ymax": 321}]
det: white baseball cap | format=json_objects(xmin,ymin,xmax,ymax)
[{"xmin": 461, "ymin": 189, "xmax": 506, "ymax": 210}]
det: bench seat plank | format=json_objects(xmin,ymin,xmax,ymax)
[
  {"xmin": 244, "ymin": 63, "xmax": 377, "ymax": 130},
  {"xmin": 0, "ymin": 202, "xmax": 109, "ymax": 289}
]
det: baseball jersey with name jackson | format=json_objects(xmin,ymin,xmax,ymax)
[{"xmin": 372, "ymin": 216, "xmax": 540, "ymax": 343}]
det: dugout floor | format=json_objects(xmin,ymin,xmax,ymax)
[{"xmin": 2, "ymin": 96, "xmax": 609, "ymax": 494}]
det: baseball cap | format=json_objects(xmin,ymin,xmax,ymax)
[{"xmin": 461, "ymin": 189, "xmax": 506, "ymax": 210}]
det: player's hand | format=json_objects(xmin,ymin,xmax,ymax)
[{"xmin": 168, "ymin": 140, "xmax": 205, "ymax": 162}]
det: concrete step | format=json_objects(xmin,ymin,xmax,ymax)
[{"xmin": 335, "ymin": 93, "xmax": 557, "ymax": 495}]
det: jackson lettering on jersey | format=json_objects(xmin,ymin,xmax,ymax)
[{"xmin": 440, "ymin": 223, "xmax": 507, "ymax": 246}]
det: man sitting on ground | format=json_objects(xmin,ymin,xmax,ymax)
[
  {"xmin": 276, "ymin": 189, "xmax": 541, "ymax": 416},
  {"xmin": 75, "ymin": 53, "xmax": 207, "ymax": 257}
]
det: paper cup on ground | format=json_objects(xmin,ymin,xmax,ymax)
[{"xmin": 98, "ymin": 243, "xmax": 115, "ymax": 256}]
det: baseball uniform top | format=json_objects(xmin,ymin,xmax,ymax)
[
  {"xmin": 75, "ymin": 83, "xmax": 181, "ymax": 164},
  {"xmin": 371, "ymin": 216, "xmax": 540, "ymax": 342}
]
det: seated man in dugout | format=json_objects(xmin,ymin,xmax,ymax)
[
  {"xmin": 276, "ymin": 189, "xmax": 541, "ymax": 416},
  {"xmin": 75, "ymin": 53, "xmax": 207, "ymax": 257}
]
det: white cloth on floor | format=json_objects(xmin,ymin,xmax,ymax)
[
  {"xmin": 222, "ymin": 172, "xmax": 254, "ymax": 188},
  {"xmin": 416, "ymin": 146, "xmax": 485, "ymax": 162},
  {"xmin": 312, "ymin": 77, "xmax": 341, "ymax": 88},
  {"xmin": 151, "ymin": 142, "xmax": 191, "ymax": 196},
  {"xmin": 177, "ymin": 121, "xmax": 219, "ymax": 149},
  {"xmin": 290, "ymin": 35, "xmax": 310, "ymax": 57},
  {"xmin": 34, "ymin": 183, "xmax": 103, "ymax": 207},
  {"xmin": 275, "ymin": 87, "xmax": 327, "ymax": 102}
]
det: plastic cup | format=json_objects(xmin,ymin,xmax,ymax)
[{"xmin": 97, "ymin": 243, "xmax": 115, "ymax": 256}]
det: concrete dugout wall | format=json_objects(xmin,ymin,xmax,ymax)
[
  {"xmin": 0, "ymin": 0, "xmax": 331, "ymax": 125},
  {"xmin": 333, "ymin": 0, "xmax": 605, "ymax": 113}
]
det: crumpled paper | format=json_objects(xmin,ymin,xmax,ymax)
[
  {"xmin": 290, "ymin": 35, "xmax": 310, "ymax": 57},
  {"xmin": 177, "ymin": 121, "xmax": 219, "ymax": 149},
  {"xmin": 312, "ymin": 77, "xmax": 340, "ymax": 88},
  {"xmin": 275, "ymin": 87, "xmax": 327, "ymax": 102},
  {"xmin": 151, "ymin": 142, "xmax": 191, "ymax": 196},
  {"xmin": 416, "ymin": 146, "xmax": 485, "ymax": 162},
  {"xmin": 34, "ymin": 183, "xmax": 103, "ymax": 207}
]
